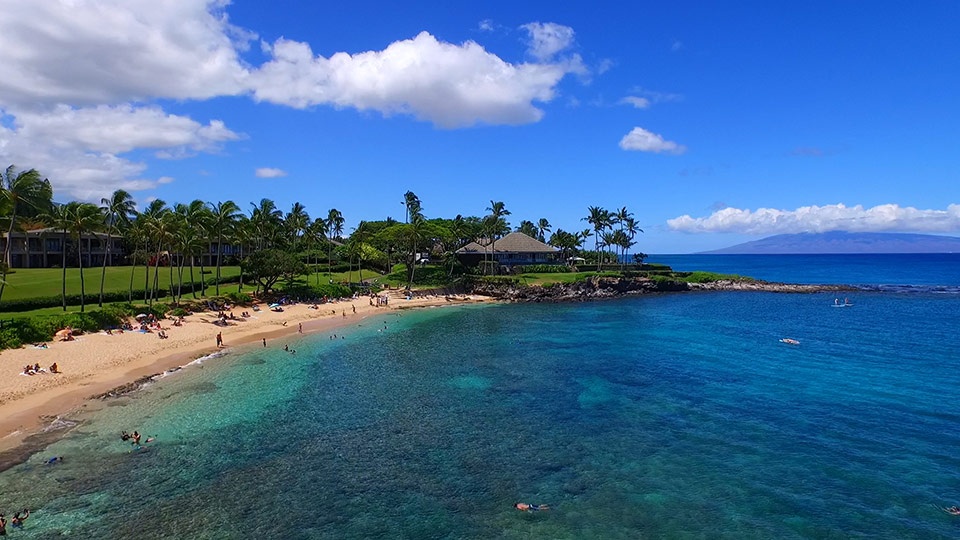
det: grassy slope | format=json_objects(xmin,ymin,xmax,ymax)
[
  {"xmin": 0, "ymin": 266, "xmax": 242, "ymax": 302},
  {"xmin": 0, "ymin": 267, "xmax": 385, "ymax": 318}
]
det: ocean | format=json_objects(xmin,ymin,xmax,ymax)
[{"xmin": 1, "ymin": 255, "xmax": 959, "ymax": 538}]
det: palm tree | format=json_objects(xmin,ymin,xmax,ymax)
[
  {"xmin": 536, "ymin": 218, "xmax": 552, "ymax": 242},
  {"xmin": 0, "ymin": 165, "xmax": 53, "ymax": 304},
  {"xmin": 484, "ymin": 200, "xmax": 510, "ymax": 275},
  {"xmin": 623, "ymin": 217, "xmax": 643, "ymax": 268},
  {"xmin": 39, "ymin": 203, "xmax": 72, "ymax": 311},
  {"xmin": 208, "ymin": 201, "xmax": 241, "ymax": 295},
  {"xmin": 285, "ymin": 202, "xmax": 310, "ymax": 249},
  {"xmin": 307, "ymin": 219, "xmax": 328, "ymax": 284},
  {"xmin": 516, "ymin": 220, "xmax": 538, "ymax": 238},
  {"xmin": 325, "ymin": 208, "xmax": 344, "ymax": 276},
  {"xmin": 98, "ymin": 189, "xmax": 135, "ymax": 307},
  {"xmin": 249, "ymin": 198, "xmax": 282, "ymax": 250},
  {"xmin": 66, "ymin": 202, "xmax": 104, "ymax": 312},
  {"xmin": 583, "ymin": 206, "xmax": 612, "ymax": 271},
  {"xmin": 179, "ymin": 200, "xmax": 212, "ymax": 297},
  {"xmin": 125, "ymin": 214, "xmax": 147, "ymax": 302},
  {"xmin": 138, "ymin": 200, "xmax": 169, "ymax": 303}
]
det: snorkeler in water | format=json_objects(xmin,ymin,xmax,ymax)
[{"xmin": 514, "ymin": 502, "xmax": 549, "ymax": 512}]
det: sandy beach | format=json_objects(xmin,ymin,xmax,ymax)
[{"xmin": 0, "ymin": 290, "xmax": 491, "ymax": 454}]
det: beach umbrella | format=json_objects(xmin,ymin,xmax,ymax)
[
  {"xmin": 269, "ymin": 303, "xmax": 280, "ymax": 308},
  {"xmin": 135, "ymin": 313, "xmax": 149, "ymax": 319}
]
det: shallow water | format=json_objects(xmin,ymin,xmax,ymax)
[{"xmin": 1, "ymin": 293, "xmax": 959, "ymax": 538}]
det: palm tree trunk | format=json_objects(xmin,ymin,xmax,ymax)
[
  {"xmin": 78, "ymin": 237, "xmax": 86, "ymax": 312},
  {"xmin": 190, "ymin": 255, "xmax": 197, "ymax": 299},
  {"xmin": 98, "ymin": 229, "xmax": 111, "ymax": 307},
  {"xmin": 0, "ymin": 210, "xmax": 19, "ymax": 304},
  {"xmin": 61, "ymin": 231, "xmax": 68, "ymax": 311},
  {"xmin": 128, "ymin": 254, "xmax": 136, "ymax": 302},
  {"xmin": 143, "ymin": 240, "xmax": 150, "ymax": 303},
  {"xmin": 215, "ymin": 233, "xmax": 222, "ymax": 296}
]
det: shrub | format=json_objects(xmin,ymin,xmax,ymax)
[{"xmin": 520, "ymin": 264, "xmax": 570, "ymax": 274}]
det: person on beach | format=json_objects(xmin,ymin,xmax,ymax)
[
  {"xmin": 262, "ymin": 338, "xmax": 267, "ymax": 348},
  {"xmin": 299, "ymin": 323, "xmax": 303, "ymax": 333},
  {"xmin": 514, "ymin": 502, "xmax": 549, "ymax": 512},
  {"xmin": 216, "ymin": 332, "xmax": 223, "ymax": 348},
  {"xmin": 49, "ymin": 362, "xmax": 60, "ymax": 373}
]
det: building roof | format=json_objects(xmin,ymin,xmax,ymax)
[{"xmin": 456, "ymin": 232, "xmax": 557, "ymax": 254}]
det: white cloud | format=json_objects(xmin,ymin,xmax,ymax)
[
  {"xmin": 619, "ymin": 127, "xmax": 686, "ymax": 154},
  {"xmin": 0, "ymin": 104, "xmax": 240, "ymax": 200},
  {"xmin": 249, "ymin": 32, "xmax": 572, "ymax": 128},
  {"xmin": 255, "ymin": 167, "xmax": 287, "ymax": 178},
  {"xmin": 478, "ymin": 19, "xmax": 494, "ymax": 32},
  {"xmin": 667, "ymin": 203, "xmax": 960, "ymax": 234},
  {"xmin": 620, "ymin": 96, "xmax": 651, "ymax": 109},
  {"xmin": 0, "ymin": 0, "xmax": 251, "ymax": 109},
  {"xmin": 521, "ymin": 22, "xmax": 575, "ymax": 61},
  {"xmin": 157, "ymin": 176, "xmax": 175, "ymax": 184},
  {"xmin": 12, "ymin": 104, "xmax": 240, "ymax": 155}
]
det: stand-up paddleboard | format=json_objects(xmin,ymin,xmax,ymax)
[{"xmin": 779, "ymin": 338, "xmax": 800, "ymax": 345}]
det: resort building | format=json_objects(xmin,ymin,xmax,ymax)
[
  {"xmin": 1, "ymin": 229, "xmax": 126, "ymax": 269},
  {"xmin": 456, "ymin": 231, "xmax": 559, "ymax": 270}
]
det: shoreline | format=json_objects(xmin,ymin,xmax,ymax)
[{"xmin": 0, "ymin": 290, "xmax": 492, "ymax": 465}]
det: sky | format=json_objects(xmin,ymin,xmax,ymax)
[{"xmin": 1, "ymin": 0, "xmax": 959, "ymax": 253}]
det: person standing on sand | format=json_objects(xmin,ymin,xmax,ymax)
[
  {"xmin": 216, "ymin": 332, "xmax": 223, "ymax": 348},
  {"xmin": 262, "ymin": 338, "xmax": 267, "ymax": 348},
  {"xmin": 352, "ymin": 305, "xmax": 356, "ymax": 314},
  {"xmin": 299, "ymin": 323, "xmax": 303, "ymax": 333}
]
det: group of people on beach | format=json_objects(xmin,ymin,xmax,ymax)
[
  {"xmin": 0, "ymin": 509, "xmax": 30, "ymax": 534},
  {"xmin": 21, "ymin": 363, "xmax": 58, "ymax": 376}
]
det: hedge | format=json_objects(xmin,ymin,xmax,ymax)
[{"xmin": 0, "ymin": 303, "xmax": 161, "ymax": 351}]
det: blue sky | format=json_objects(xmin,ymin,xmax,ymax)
[{"xmin": 1, "ymin": 1, "xmax": 958, "ymax": 253}]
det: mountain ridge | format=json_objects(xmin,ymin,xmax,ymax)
[{"xmin": 701, "ymin": 232, "xmax": 960, "ymax": 254}]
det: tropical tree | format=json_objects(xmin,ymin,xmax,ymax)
[
  {"xmin": 306, "ymin": 218, "xmax": 328, "ymax": 284},
  {"xmin": 284, "ymin": 202, "xmax": 310, "ymax": 249},
  {"xmin": 516, "ymin": 220, "xmax": 538, "ymax": 239},
  {"xmin": 484, "ymin": 200, "xmax": 511, "ymax": 275},
  {"xmin": 66, "ymin": 202, "xmax": 104, "ymax": 312},
  {"xmin": 98, "ymin": 189, "xmax": 135, "ymax": 306},
  {"xmin": 249, "ymin": 198, "xmax": 282, "ymax": 250},
  {"xmin": 39, "ymin": 203, "xmax": 72, "ymax": 311},
  {"xmin": 325, "ymin": 208, "xmax": 344, "ymax": 273},
  {"xmin": 403, "ymin": 191, "xmax": 421, "ymax": 223},
  {"xmin": 209, "ymin": 200, "xmax": 241, "ymax": 295},
  {"xmin": 137, "ymin": 200, "xmax": 169, "ymax": 303},
  {"xmin": 0, "ymin": 165, "xmax": 53, "ymax": 304},
  {"xmin": 548, "ymin": 229, "xmax": 579, "ymax": 263},
  {"xmin": 583, "ymin": 206, "xmax": 612, "ymax": 271},
  {"xmin": 623, "ymin": 216, "xmax": 643, "ymax": 268},
  {"xmin": 536, "ymin": 218, "xmax": 552, "ymax": 242},
  {"xmin": 176, "ymin": 200, "xmax": 211, "ymax": 298}
]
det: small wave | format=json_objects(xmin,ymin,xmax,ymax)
[
  {"xmin": 42, "ymin": 417, "xmax": 79, "ymax": 432},
  {"xmin": 855, "ymin": 284, "xmax": 960, "ymax": 294},
  {"xmin": 186, "ymin": 350, "xmax": 227, "ymax": 367}
]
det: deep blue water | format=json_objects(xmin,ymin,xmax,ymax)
[
  {"xmin": 2, "ymin": 258, "xmax": 960, "ymax": 538},
  {"xmin": 648, "ymin": 253, "xmax": 960, "ymax": 288}
]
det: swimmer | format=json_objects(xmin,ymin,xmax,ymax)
[
  {"xmin": 121, "ymin": 430, "xmax": 131, "ymax": 441},
  {"xmin": 944, "ymin": 505, "xmax": 960, "ymax": 515},
  {"xmin": 0, "ymin": 513, "xmax": 6, "ymax": 535},
  {"xmin": 46, "ymin": 456, "xmax": 63, "ymax": 464},
  {"xmin": 514, "ymin": 502, "xmax": 549, "ymax": 512},
  {"xmin": 132, "ymin": 431, "xmax": 141, "ymax": 445},
  {"xmin": 11, "ymin": 509, "xmax": 29, "ymax": 528}
]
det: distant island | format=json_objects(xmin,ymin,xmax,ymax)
[{"xmin": 701, "ymin": 231, "xmax": 960, "ymax": 254}]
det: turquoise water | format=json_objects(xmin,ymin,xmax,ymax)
[{"xmin": 2, "ymin": 290, "xmax": 960, "ymax": 538}]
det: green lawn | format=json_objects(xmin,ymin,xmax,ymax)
[
  {"xmin": 516, "ymin": 272, "xmax": 600, "ymax": 286},
  {"xmin": 0, "ymin": 266, "xmax": 243, "ymax": 303},
  {"xmin": 0, "ymin": 266, "xmax": 389, "ymax": 318}
]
